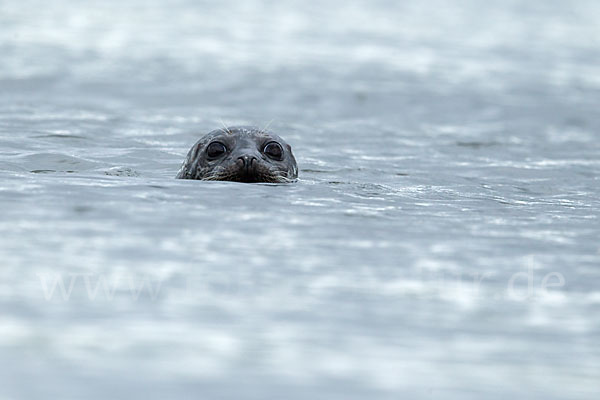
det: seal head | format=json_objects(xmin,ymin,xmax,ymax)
[{"xmin": 176, "ymin": 126, "xmax": 298, "ymax": 183}]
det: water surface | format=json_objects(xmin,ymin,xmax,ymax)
[{"xmin": 1, "ymin": 0, "xmax": 599, "ymax": 399}]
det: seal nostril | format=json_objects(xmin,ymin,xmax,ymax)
[{"xmin": 237, "ymin": 155, "xmax": 257, "ymax": 169}]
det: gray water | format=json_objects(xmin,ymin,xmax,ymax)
[{"xmin": 1, "ymin": 0, "xmax": 599, "ymax": 399}]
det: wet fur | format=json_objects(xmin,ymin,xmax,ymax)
[{"xmin": 177, "ymin": 126, "xmax": 298, "ymax": 183}]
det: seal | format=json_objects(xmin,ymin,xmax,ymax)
[{"xmin": 176, "ymin": 126, "xmax": 298, "ymax": 183}]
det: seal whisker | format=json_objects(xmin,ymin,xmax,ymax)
[
  {"xmin": 261, "ymin": 119, "xmax": 275, "ymax": 133},
  {"xmin": 218, "ymin": 119, "xmax": 232, "ymax": 135}
]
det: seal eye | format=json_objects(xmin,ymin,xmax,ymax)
[
  {"xmin": 206, "ymin": 141, "xmax": 227, "ymax": 159},
  {"xmin": 263, "ymin": 141, "xmax": 283, "ymax": 161}
]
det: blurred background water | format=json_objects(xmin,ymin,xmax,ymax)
[{"xmin": 1, "ymin": 0, "xmax": 599, "ymax": 399}]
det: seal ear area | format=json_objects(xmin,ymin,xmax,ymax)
[
  {"xmin": 191, "ymin": 141, "xmax": 204, "ymax": 160},
  {"xmin": 176, "ymin": 141, "xmax": 202, "ymax": 179},
  {"xmin": 285, "ymin": 143, "xmax": 298, "ymax": 179},
  {"xmin": 285, "ymin": 143, "xmax": 297, "ymax": 162}
]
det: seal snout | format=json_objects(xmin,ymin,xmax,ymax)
[
  {"xmin": 237, "ymin": 155, "xmax": 257, "ymax": 171},
  {"xmin": 236, "ymin": 154, "xmax": 260, "ymax": 181}
]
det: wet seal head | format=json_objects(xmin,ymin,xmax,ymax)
[{"xmin": 176, "ymin": 126, "xmax": 298, "ymax": 183}]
